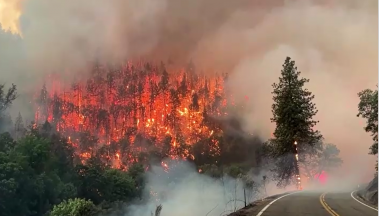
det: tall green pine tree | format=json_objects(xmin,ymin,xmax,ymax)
[{"xmin": 269, "ymin": 57, "xmax": 322, "ymax": 187}]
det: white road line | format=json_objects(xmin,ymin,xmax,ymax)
[
  {"xmin": 256, "ymin": 191, "xmax": 301, "ymax": 216},
  {"xmin": 350, "ymin": 191, "xmax": 378, "ymax": 211}
]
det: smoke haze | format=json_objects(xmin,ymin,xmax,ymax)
[
  {"xmin": 119, "ymin": 160, "xmax": 292, "ymax": 216},
  {"xmin": 0, "ymin": 0, "xmax": 378, "ymax": 186}
]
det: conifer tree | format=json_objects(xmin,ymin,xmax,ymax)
[
  {"xmin": 14, "ymin": 112, "xmax": 26, "ymax": 139},
  {"xmin": 269, "ymin": 57, "xmax": 322, "ymax": 187}
]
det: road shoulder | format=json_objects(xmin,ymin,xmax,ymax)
[
  {"xmin": 355, "ymin": 190, "xmax": 378, "ymax": 208},
  {"xmin": 226, "ymin": 199, "xmax": 274, "ymax": 216},
  {"xmin": 226, "ymin": 192, "xmax": 294, "ymax": 216}
]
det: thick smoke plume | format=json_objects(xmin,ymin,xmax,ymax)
[
  {"xmin": 0, "ymin": 0, "xmax": 378, "ymax": 189},
  {"xmin": 120, "ymin": 160, "xmax": 291, "ymax": 216}
]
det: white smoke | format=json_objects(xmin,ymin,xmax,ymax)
[{"xmin": 123, "ymin": 160, "xmax": 292, "ymax": 216}]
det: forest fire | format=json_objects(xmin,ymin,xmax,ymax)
[{"xmin": 33, "ymin": 61, "xmax": 237, "ymax": 169}]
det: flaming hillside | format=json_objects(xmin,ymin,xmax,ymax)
[{"xmin": 33, "ymin": 61, "xmax": 245, "ymax": 169}]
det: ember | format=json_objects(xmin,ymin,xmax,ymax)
[{"xmin": 34, "ymin": 61, "xmax": 237, "ymax": 169}]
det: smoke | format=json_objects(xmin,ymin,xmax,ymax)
[
  {"xmin": 119, "ymin": 160, "xmax": 291, "ymax": 216},
  {"xmin": 217, "ymin": 0, "xmax": 378, "ymax": 182},
  {"xmin": 0, "ymin": 0, "xmax": 378, "ymax": 186}
]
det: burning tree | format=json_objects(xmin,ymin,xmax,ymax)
[
  {"xmin": 33, "ymin": 61, "xmax": 236, "ymax": 169},
  {"xmin": 267, "ymin": 57, "xmax": 323, "ymax": 187}
]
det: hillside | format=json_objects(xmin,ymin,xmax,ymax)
[{"xmin": 358, "ymin": 176, "xmax": 378, "ymax": 206}]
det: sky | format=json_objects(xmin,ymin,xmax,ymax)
[{"xmin": 0, "ymin": 0, "xmax": 378, "ymax": 181}]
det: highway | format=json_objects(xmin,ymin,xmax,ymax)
[{"xmin": 253, "ymin": 190, "xmax": 378, "ymax": 216}]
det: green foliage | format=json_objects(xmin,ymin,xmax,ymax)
[
  {"xmin": 102, "ymin": 169, "xmax": 136, "ymax": 202},
  {"xmin": 0, "ymin": 84, "xmax": 17, "ymax": 133},
  {"xmin": 128, "ymin": 163, "xmax": 146, "ymax": 196},
  {"xmin": 0, "ymin": 83, "xmax": 17, "ymax": 112},
  {"xmin": 75, "ymin": 157, "xmax": 142, "ymax": 205},
  {"xmin": 357, "ymin": 87, "xmax": 378, "ymax": 173},
  {"xmin": 75, "ymin": 162, "xmax": 108, "ymax": 205},
  {"xmin": 0, "ymin": 126, "xmax": 147, "ymax": 216},
  {"xmin": 49, "ymin": 198, "xmax": 100, "ymax": 216},
  {"xmin": 319, "ymin": 143, "xmax": 343, "ymax": 169},
  {"xmin": 0, "ymin": 124, "xmax": 74, "ymax": 215},
  {"xmin": 269, "ymin": 57, "xmax": 322, "ymax": 187},
  {"xmin": 357, "ymin": 88, "xmax": 378, "ymax": 155},
  {"xmin": 224, "ymin": 164, "xmax": 244, "ymax": 179},
  {"xmin": 15, "ymin": 135, "xmax": 51, "ymax": 173},
  {"xmin": 302, "ymin": 142, "xmax": 342, "ymax": 178},
  {"xmin": 0, "ymin": 132, "xmax": 16, "ymax": 152},
  {"xmin": 0, "ymin": 151, "xmax": 30, "ymax": 216},
  {"xmin": 199, "ymin": 164, "xmax": 222, "ymax": 178}
]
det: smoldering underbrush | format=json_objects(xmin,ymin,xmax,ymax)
[{"xmin": 103, "ymin": 160, "xmax": 284, "ymax": 216}]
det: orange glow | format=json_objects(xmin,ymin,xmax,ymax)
[
  {"xmin": 0, "ymin": 0, "xmax": 23, "ymax": 35},
  {"xmin": 161, "ymin": 161, "xmax": 169, "ymax": 173},
  {"xmin": 34, "ymin": 62, "xmax": 236, "ymax": 169}
]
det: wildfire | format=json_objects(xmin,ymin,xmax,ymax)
[
  {"xmin": 0, "ymin": 0, "xmax": 23, "ymax": 35},
  {"xmin": 34, "ymin": 62, "xmax": 234, "ymax": 168}
]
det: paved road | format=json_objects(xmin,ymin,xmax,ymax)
[{"xmin": 255, "ymin": 190, "xmax": 378, "ymax": 216}]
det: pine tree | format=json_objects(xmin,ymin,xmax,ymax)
[
  {"xmin": 14, "ymin": 112, "xmax": 26, "ymax": 139},
  {"xmin": 0, "ymin": 84, "xmax": 17, "ymax": 134},
  {"xmin": 0, "ymin": 83, "xmax": 17, "ymax": 112},
  {"xmin": 269, "ymin": 57, "xmax": 322, "ymax": 187}
]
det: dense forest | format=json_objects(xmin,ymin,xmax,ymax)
[
  {"xmin": 0, "ymin": 57, "xmax": 354, "ymax": 216},
  {"xmin": 0, "ymin": 61, "xmax": 269, "ymax": 216},
  {"xmin": 31, "ymin": 61, "xmax": 264, "ymax": 171}
]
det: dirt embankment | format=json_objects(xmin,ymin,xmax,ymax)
[{"xmin": 357, "ymin": 176, "xmax": 378, "ymax": 206}]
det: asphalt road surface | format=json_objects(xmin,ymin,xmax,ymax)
[{"xmin": 254, "ymin": 190, "xmax": 378, "ymax": 216}]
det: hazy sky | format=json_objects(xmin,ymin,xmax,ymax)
[{"xmin": 0, "ymin": 0, "xmax": 378, "ymax": 180}]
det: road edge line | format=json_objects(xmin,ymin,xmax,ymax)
[
  {"xmin": 255, "ymin": 191, "xmax": 301, "ymax": 216},
  {"xmin": 320, "ymin": 193, "xmax": 339, "ymax": 216},
  {"xmin": 350, "ymin": 190, "xmax": 378, "ymax": 211}
]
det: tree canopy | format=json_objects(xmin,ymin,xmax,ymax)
[
  {"xmin": 302, "ymin": 142, "xmax": 342, "ymax": 179},
  {"xmin": 0, "ymin": 59, "xmax": 351, "ymax": 214},
  {"xmin": 0, "ymin": 84, "xmax": 17, "ymax": 112},
  {"xmin": 268, "ymin": 57, "xmax": 323, "ymax": 187},
  {"xmin": 0, "ymin": 81, "xmax": 264, "ymax": 216},
  {"xmin": 0, "ymin": 123, "xmax": 146, "ymax": 216},
  {"xmin": 357, "ymin": 88, "xmax": 378, "ymax": 155},
  {"xmin": 0, "ymin": 84, "xmax": 17, "ymax": 133},
  {"xmin": 49, "ymin": 198, "xmax": 100, "ymax": 216}
]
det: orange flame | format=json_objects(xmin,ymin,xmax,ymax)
[
  {"xmin": 0, "ymin": 0, "xmax": 23, "ymax": 35},
  {"xmin": 34, "ymin": 62, "xmax": 234, "ymax": 168}
]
